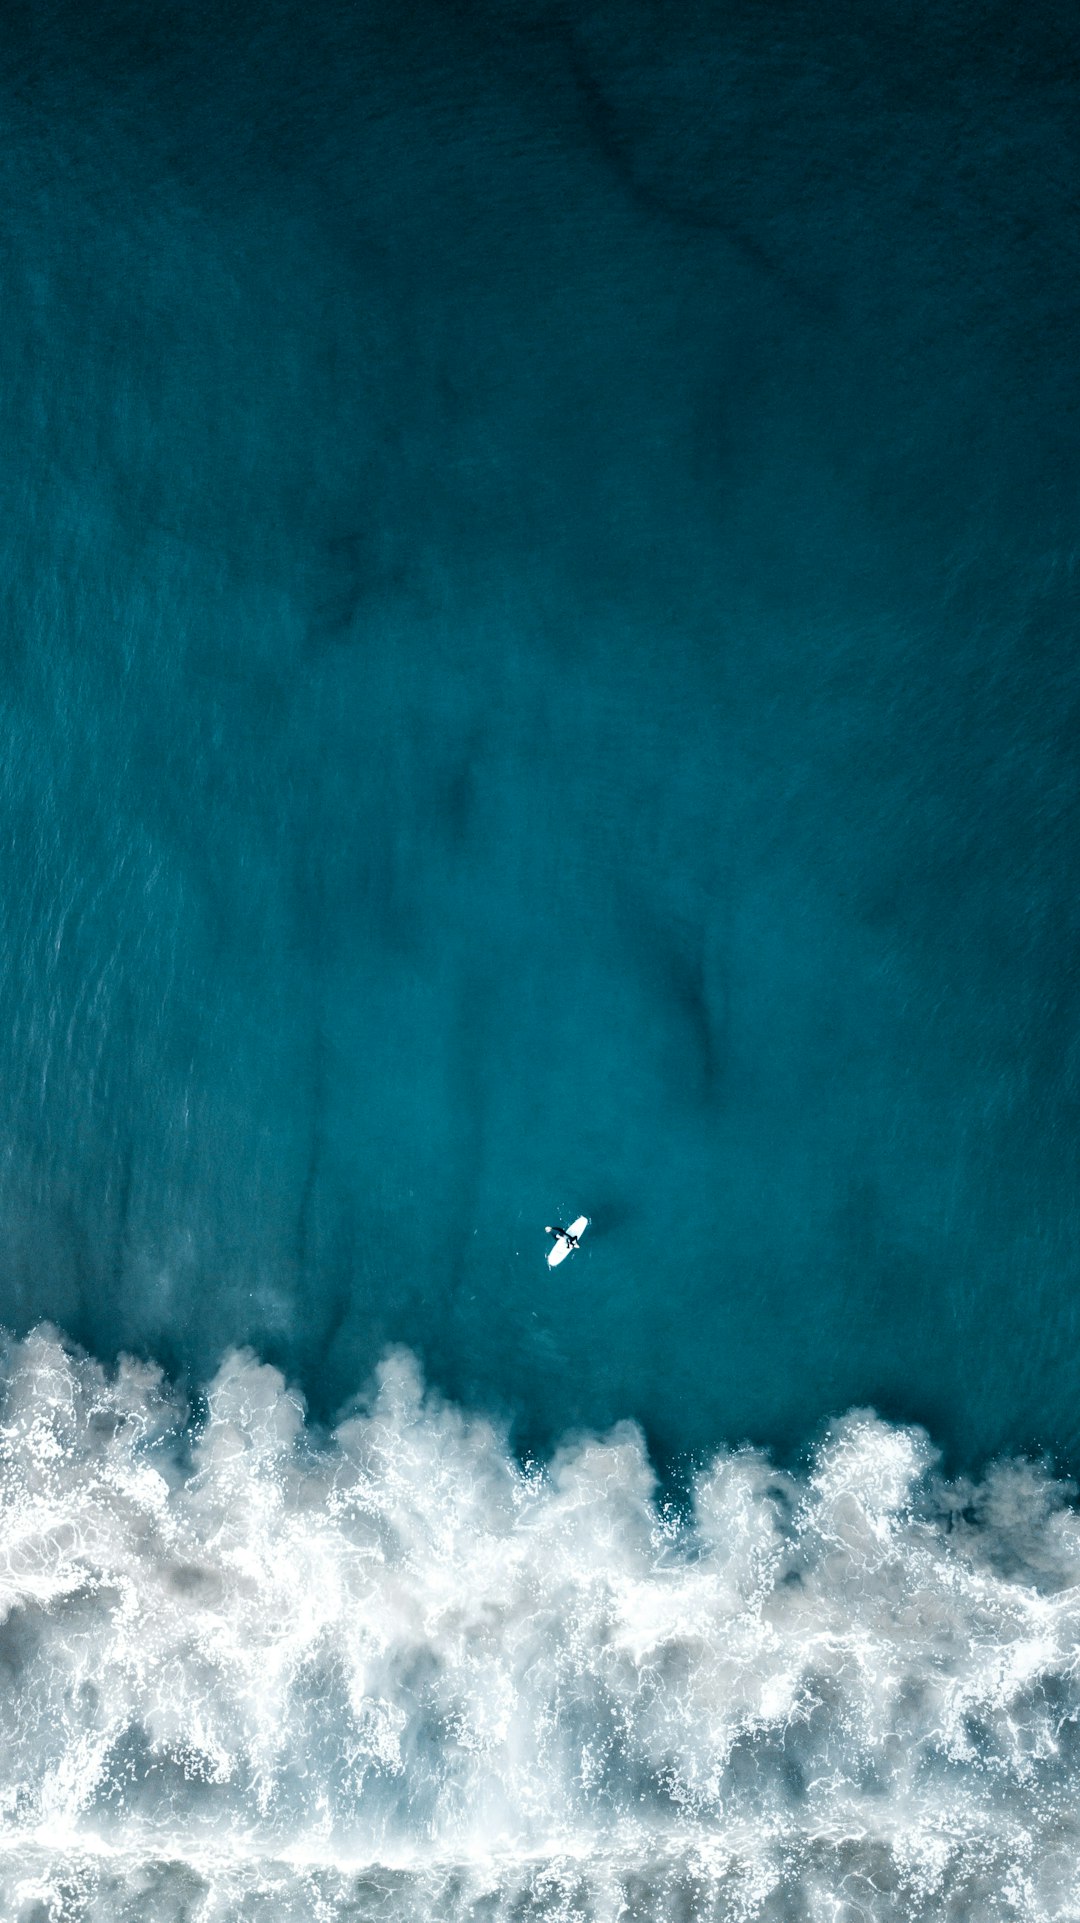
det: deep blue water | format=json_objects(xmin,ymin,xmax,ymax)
[{"xmin": 2, "ymin": 0, "xmax": 1080, "ymax": 1471}]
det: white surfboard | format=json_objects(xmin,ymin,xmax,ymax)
[{"xmin": 546, "ymin": 1215, "xmax": 589, "ymax": 1267}]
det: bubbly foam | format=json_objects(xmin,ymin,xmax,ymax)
[{"xmin": 1, "ymin": 1328, "xmax": 1079, "ymax": 1920}]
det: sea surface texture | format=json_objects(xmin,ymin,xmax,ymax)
[
  {"xmin": 2, "ymin": 0, "xmax": 1080, "ymax": 1916},
  {"xmin": 3, "ymin": 1331, "xmax": 1080, "ymax": 1921}
]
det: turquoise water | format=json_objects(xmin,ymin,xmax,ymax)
[{"xmin": 2, "ymin": 4, "xmax": 1080, "ymax": 1914}]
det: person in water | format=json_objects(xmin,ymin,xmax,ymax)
[{"xmin": 545, "ymin": 1223, "xmax": 581, "ymax": 1251}]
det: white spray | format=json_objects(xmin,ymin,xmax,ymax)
[{"xmin": 1, "ymin": 1327, "xmax": 1079, "ymax": 1921}]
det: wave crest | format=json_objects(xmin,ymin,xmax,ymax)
[{"xmin": 1, "ymin": 1328, "xmax": 1079, "ymax": 1920}]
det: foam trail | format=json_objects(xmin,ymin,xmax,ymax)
[{"xmin": 1, "ymin": 1329, "xmax": 1079, "ymax": 1920}]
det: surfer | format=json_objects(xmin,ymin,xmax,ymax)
[
  {"xmin": 545, "ymin": 1223, "xmax": 581, "ymax": 1251},
  {"xmin": 544, "ymin": 1216, "xmax": 589, "ymax": 1266}
]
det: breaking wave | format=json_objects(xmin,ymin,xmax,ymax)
[{"xmin": 1, "ymin": 1329, "xmax": 1080, "ymax": 1921}]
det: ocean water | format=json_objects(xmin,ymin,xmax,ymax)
[{"xmin": 2, "ymin": 1, "xmax": 1080, "ymax": 1915}]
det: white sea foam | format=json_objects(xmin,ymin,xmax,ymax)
[{"xmin": 1, "ymin": 1329, "xmax": 1079, "ymax": 1921}]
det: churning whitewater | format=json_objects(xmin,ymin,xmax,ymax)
[{"xmin": 1, "ymin": 1330, "xmax": 1079, "ymax": 1922}]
